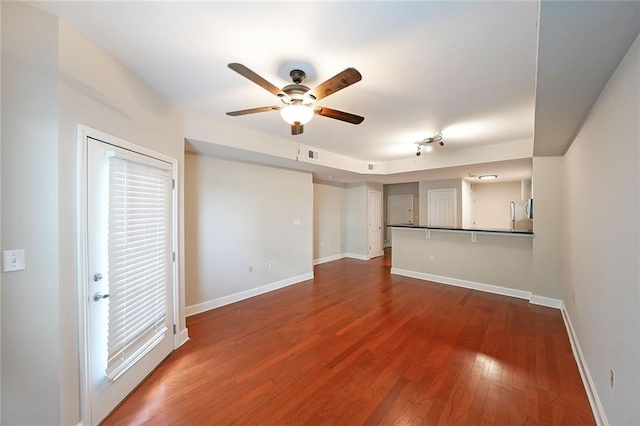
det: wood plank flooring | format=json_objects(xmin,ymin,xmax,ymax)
[{"xmin": 103, "ymin": 250, "xmax": 595, "ymax": 425}]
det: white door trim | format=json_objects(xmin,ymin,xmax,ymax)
[
  {"xmin": 76, "ymin": 124, "xmax": 180, "ymax": 425},
  {"xmin": 367, "ymin": 190, "xmax": 384, "ymax": 258}
]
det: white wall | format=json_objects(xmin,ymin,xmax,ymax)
[
  {"xmin": 2, "ymin": 4, "xmax": 60, "ymax": 424},
  {"xmin": 531, "ymin": 157, "xmax": 563, "ymax": 299},
  {"xmin": 2, "ymin": 3, "xmax": 185, "ymax": 424},
  {"xmin": 313, "ymin": 182, "xmax": 347, "ymax": 263},
  {"xmin": 0, "ymin": 2, "xmax": 4, "ymax": 419},
  {"xmin": 345, "ymin": 184, "xmax": 367, "ymax": 257},
  {"xmin": 345, "ymin": 182, "xmax": 383, "ymax": 258},
  {"xmin": 418, "ymin": 179, "xmax": 463, "ymax": 226},
  {"xmin": 473, "ymin": 181, "xmax": 522, "ymax": 229},
  {"xmin": 314, "ymin": 181, "xmax": 382, "ymax": 261},
  {"xmin": 563, "ymin": 34, "xmax": 639, "ymax": 425},
  {"xmin": 185, "ymin": 154, "xmax": 313, "ymax": 312}
]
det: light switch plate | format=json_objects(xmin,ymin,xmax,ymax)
[{"xmin": 3, "ymin": 249, "xmax": 25, "ymax": 272}]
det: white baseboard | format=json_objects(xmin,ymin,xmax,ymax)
[
  {"xmin": 185, "ymin": 272, "xmax": 314, "ymax": 317},
  {"xmin": 345, "ymin": 253, "xmax": 385, "ymax": 261},
  {"xmin": 529, "ymin": 294, "xmax": 563, "ymax": 309},
  {"xmin": 315, "ymin": 252, "xmax": 385, "ymax": 263},
  {"xmin": 314, "ymin": 253, "xmax": 346, "ymax": 265},
  {"xmin": 390, "ymin": 268, "xmax": 568, "ymax": 311},
  {"xmin": 178, "ymin": 328, "xmax": 189, "ymax": 347},
  {"xmin": 560, "ymin": 303, "xmax": 608, "ymax": 426},
  {"xmin": 345, "ymin": 253, "xmax": 368, "ymax": 261},
  {"xmin": 390, "ymin": 268, "xmax": 532, "ymax": 301}
]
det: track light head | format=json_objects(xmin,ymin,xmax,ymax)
[{"xmin": 414, "ymin": 132, "xmax": 444, "ymax": 156}]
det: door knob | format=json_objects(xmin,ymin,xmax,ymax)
[{"xmin": 93, "ymin": 292, "xmax": 110, "ymax": 302}]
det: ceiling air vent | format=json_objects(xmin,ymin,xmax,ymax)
[
  {"xmin": 308, "ymin": 150, "xmax": 319, "ymax": 160},
  {"xmin": 367, "ymin": 163, "xmax": 379, "ymax": 171}
]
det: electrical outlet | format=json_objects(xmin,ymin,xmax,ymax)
[
  {"xmin": 269, "ymin": 261, "xmax": 274, "ymax": 268},
  {"xmin": 610, "ymin": 367, "xmax": 615, "ymax": 391},
  {"xmin": 429, "ymin": 254, "xmax": 435, "ymax": 261},
  {"xmin": 248, "ymin": 265, "xmax": 253, "ymax": 273}
]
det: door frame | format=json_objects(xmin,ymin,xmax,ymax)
[
  {"xmin": 367, "ymin": 190, "xmax": 384, "ymax": 259},
  {"xmin": 76, "ymin": 125, "xmax": 180, "ymax": 425},
  {"xmin": 467, "ymin": 189, "xmax": 476, "ymax": 228}
]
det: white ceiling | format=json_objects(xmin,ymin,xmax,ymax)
[{"xmin": 32, "ymin": 1, "xmax": 639, "ymax": 183}]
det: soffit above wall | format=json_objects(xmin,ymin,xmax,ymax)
[
  {"xmin": 533, "ymin": 1, "xmax": 640, "ymax": 156},
  {"xmin": 186, "ymin": 138, "xmax": 532, "ymax": 185}
]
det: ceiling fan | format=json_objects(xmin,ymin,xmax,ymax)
[{"xmin": 226, "ymin": 63, "xmax": 364, "ymax": 135}]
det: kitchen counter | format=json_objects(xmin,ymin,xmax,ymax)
[{"xmin": 389, "ymin": 224, "xmax": 533, "ymax": 236}]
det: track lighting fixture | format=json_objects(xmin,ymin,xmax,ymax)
[{"xmin": 415, "ymin": 132, "xmax": 444, "ymax": 156}]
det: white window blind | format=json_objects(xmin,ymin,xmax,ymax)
[{"xmin": 106, "ymin": 153, "xmax": 172, "ymax": 381}]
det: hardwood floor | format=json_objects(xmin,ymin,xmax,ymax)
[{"xmin": 103, "ymin": 250, "xmax": 595, "ymax": 425}]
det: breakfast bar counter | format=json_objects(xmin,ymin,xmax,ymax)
[
  {"xmin": 389, "ymin": 224, "xmax": 534, "ymax": 300},
  {"xmin": 390, "ymin": 223, "xmax": 533, "ymax": 236}
]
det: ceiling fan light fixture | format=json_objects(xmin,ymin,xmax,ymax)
[
  {"xmin": 226, "ymin": 64, "xmax": 363, "ymax": 134},
  {"xmin": 280, "ymin": 104, "xmax": 314, "ymax": 125}
]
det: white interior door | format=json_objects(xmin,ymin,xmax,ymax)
[
  {"xmin": 85, "ymin": 135, "xmax": 175, "ymax": 425},
  {"xmin": 387, "ymin": 195, "xmax": 413, "ymax": 245},
  {"xmin": 368, "ymin": 190, "xmax": 383, "ymax": 258},
  {"xmin": 428, "ymin": 189, "xmax": 457, "ymax": 227}
]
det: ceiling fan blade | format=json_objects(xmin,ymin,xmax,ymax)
[
  {"xmin": 308, "ymin": 68, "xmax": 362, "ymax": 101},
  {"xmin": 226, "ymin": 106, "xmax": 281, "ymax": 116},
  {"xmin": 315, "ymin": 107, "xmax": 364, "ymax": 124},
  {"xmin": 228, "ymin": 63, "xmax": 288, "ymax": 99}
]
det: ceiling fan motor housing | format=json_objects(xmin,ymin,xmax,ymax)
[
  {"xmin": 290, "ymin": 69, "xmax": 306, "ymax": 84},
  {"xmin": 282, "ymin": 84, "xmax": 313, "ymax": 106}
]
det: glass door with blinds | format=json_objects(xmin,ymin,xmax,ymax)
[{"xmin": 85, "ymin": 134, "xmax": 176, "ymax": 426}]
